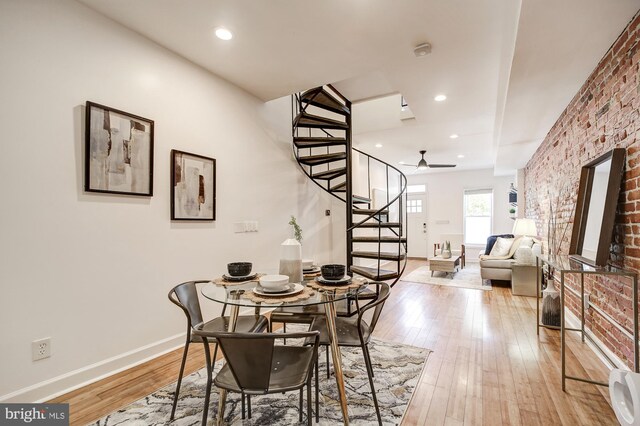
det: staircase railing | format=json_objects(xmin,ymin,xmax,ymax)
[
  {"xmin": 350, "ymin": 147, "xmax": 408, "ymax": 284},
  {"xmin": 291, "ymin": 85, "xmax": 408, "ymax": 288}
]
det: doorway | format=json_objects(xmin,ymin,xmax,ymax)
[{"xmin": 407, "ymin": 193, "xmax": 428, "ymax": 258}]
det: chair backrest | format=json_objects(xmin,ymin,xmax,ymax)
[
  {"xmin": 168, "ymin": 281, "xmax": 205, "ymax": 329},
  {"xmin": 358, "ymin": 282, "xmax": 391, "ymax": 334},
  {"xmin": 210, "ymin": 331, "xmax": 319, "ymax": 393}
]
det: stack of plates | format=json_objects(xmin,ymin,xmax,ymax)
[
  {"xmin": 315, "ymin": 276, "xmax": 352, "ymax": 286},
  {"xmin": 222, "ymin": 273, "xmax": 258, "ymax": 282},
  {"xmin": 253, "ymin": 283, "xmax": 304, "ymax": 297},
  {"xmin": 303, "ymin": 266, "xmax": 321, "ymax": 275}
]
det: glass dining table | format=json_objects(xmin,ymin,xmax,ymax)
[{"xmin": 200, "ymin": 275, "xmax": 366, "ymax": 425}]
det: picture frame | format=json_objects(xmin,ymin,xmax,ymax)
[
  {"xmin": 85, "ymin": 101, "xmax": 154, "ymax": 196},
  {"xmin": 171, "ymin": 150, "xmax": 216, "ymax": 221}
]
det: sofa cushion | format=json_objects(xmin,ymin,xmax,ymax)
[
  {"xmin": 513, "ymin": 246, "xmax": 535, "ymax": 265},
  {"xmin": 485, "ymin": 233, "xmax": 514, "ymax": 254},
  {"xmin": 479, "ymin": 258, "xmax": 516, "ymax": 269},
  {"xmin": 490, "ymin": 237, "xmax": 515, "ymax": 256}
]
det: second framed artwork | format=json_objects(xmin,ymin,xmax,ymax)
[{"xmin": 171, "ymin": 150, "xmax": 216, "ymax": 220}]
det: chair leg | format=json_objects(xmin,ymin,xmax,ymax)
[
  {"xmin": 170, "ymin": 340, "xmax": 189, "ymax": 420},
  {"xmin": 202, "ymin": 340, "xmax": 213, "ymax": 426},
  {"xmin": 299, "ymin": 388, "xmax": 303, "ymax": 422},
  {"xmin": 211, "ymin": 342, "xmax": 219, "ymax": 371},
  {"xmin": 283, "ymin": 322, "xmax": 287, "ymax": 345},
  {"xmin": 362, "ymin": 345, "xmax": 382, "ymax": 425},
  {"xmin": 307, "ymin": 378, "xmax": 312, "ymax": 426},
  {"xmin": 241, "ymin": 392, "xmax": 245, "ymax": 419},
  {"xmin": 315, "ymin": 356, "xmax": 319, "ymax": 423},
  {"xmin": 363, "ymin": 344, "xmax": 375, "ymax": 378},
  {"xmin": 247, "ymin": 395, "xmax": 252, "ymax": 418},
  {"xmin": 325, "ymin": 345, "xmax": 330, "ymax": 379}
]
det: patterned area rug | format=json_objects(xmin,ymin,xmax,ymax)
[
  {"xmin": 93, "ymin": 337, "xmax": 430, "ymax": 425},
  {"xmin": 401, "ymin": 264, "xmax": 491, "ymax": 291}
]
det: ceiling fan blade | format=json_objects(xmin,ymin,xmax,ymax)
[
  {"xmin": 428, "ymin": 164, "xmax": 457, "ymax": 168},
  {"xmin": 400, "ymin": 163, "xmax": 418, "ymax": 167}
]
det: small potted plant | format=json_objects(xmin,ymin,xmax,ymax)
[{"xmin": 509, "ymin": 207, "xmax": 516, "ymax": 219}]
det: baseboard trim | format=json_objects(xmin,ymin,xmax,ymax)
[
  {"xmin": 0, "ymin": 306, "xmax": 269, "ymax": 404},
  {"xmin": 0, "ymin": 332, "xmax": 186, "ymax": 404},
  {"xmin": 564, "ymin": 308, "xmax": 627, "ymax": 371}
]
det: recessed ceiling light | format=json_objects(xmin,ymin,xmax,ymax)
[
  {"xmin": 215, "ymin": 27, "xmax": 233, "ymax": 41},
  {"xmin": 457, "ymin": 154, "xmax": 465, "ymax": 158},
  {"xmin": 450, "ymin": 134, "xmax": 459, "ymax": 139},
  {"xmin": 375, "ymin": 143, "xmax": 383, "ymax": 148},
  {"xmin": 434, "ymin": 94, "xmax": 447, "ymax": 102}
]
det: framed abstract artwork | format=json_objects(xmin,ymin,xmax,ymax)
[
  {"xmin": 171, "ymin": 150, "xmax": 216, "ymax": 220},
  {"xmin": 85, "ymin": 101, "xmax": 154, "ymax": 196}
]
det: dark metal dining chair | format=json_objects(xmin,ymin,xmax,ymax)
[
  {"xmin": 305, "ymin": 281, "xmax": 390, "ymax": 425},
  {"xmin": 199, "ymin": 330, "xmax": 320, "ymax": 426},
  {"xmin": 168, "ymin": 280, "xmax": 269, "ymax": 423}
]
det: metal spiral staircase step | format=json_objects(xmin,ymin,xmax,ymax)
[
  {"xmin": 293, "ymin": 136, "xmax": 347, "ymax": 149},
  {"xmin": 298, "ymin": 152, "xmax": 347, "ymax": 166},
  {"xmin": 351, "ymin": 251, "xmax": 406, "ymax": 261},
  {"xmin": 353, "ymin": 208, "xmax": 389, "ymax": 216},
  {"xmin": 311, "ymin": 167, "xmax": 346, "ymax": 180},
  {"xmin": 294, "ymin": 111, "xmax": 349, "ymax": 130},
  {"xmin": 330, "ymin": 181, "xmax": 347, "ymax": 192},
  {"xmin": 358, "ymin": 222, "xmax": 401, "ymax": 228},
  {"xmin": 350, "ymin": 265, "xmax": 400, "ymax": 281},
  {"xmin": 351, "ymin": 236, "xmax": 407, "ymax": 243},
  {"xmin": 301, "ymin": 87, "xmax": 351, "ymax": 116},
  {"xmin": 352, "ymin": 194, "xmax": 371, "ymax": 204}
]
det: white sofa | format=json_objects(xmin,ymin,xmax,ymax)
[{"xmin": 479, "ymin": 237, "xmax": 541, "ymax": 281}]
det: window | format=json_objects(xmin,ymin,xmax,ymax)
[
  {"xmin": 464, "ymin": 189, "xmax": 493, "ymax": 245},
  {"xmin": 407, "ymin": 184, "xmax": 426, "ymax": 194},
  {"xmin": 407, "ymin": 199, "xmax": 422, "ymax": 213}
]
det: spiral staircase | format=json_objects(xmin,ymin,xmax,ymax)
[{"xmin": 291, "ymin": 85, "xmax": 408, "ymax": 293}]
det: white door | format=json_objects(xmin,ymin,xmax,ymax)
[{"xmin": 407, "ymin": 194, "xmax": 428, "ymax": 258}]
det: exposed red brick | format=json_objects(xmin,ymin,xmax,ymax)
[{"xmin": 525, "ymin": 11, "xmax": 640, "ymax": 368}]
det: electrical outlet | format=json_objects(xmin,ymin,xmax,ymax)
[{"xmin": 32, "ymin": 338, "xmax": 51, "ymax": 361}]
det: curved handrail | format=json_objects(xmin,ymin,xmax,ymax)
[
  {"xmin": 291, "ymin": 93, "xmax": 347, "ymax": 204},
  {"xmin": 348, "ymin": 147, "xmax": 408, "ymax": 231}
]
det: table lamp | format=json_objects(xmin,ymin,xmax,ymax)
[{"xmin": 512, "ymin": 218, "xmax": 537, "ymax": 237}]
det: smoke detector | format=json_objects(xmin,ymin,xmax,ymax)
[{"xmin": 413, "ymin": 42, "xmax": 432, "ymax": 57}]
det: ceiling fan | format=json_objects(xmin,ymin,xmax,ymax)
[{"xmin": 401, "ymin": 150, "xmax": 456, "ymax": 170}]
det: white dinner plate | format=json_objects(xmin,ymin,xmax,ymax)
[
  {"xmin": 253, "ymin": 283, "xmax": 304, "ymax": 297},
  {"xmin": 303, "ymin": 266, "xmax": 321, "ymax": 274}
]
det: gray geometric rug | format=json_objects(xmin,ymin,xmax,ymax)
[{"xmin": 92, "ymin": 338, "xmax": 430, "ymax": 425}]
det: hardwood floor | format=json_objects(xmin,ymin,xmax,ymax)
[{"xmin": 50, "ymin": 259, "xmax": 618, "ymax": 425}]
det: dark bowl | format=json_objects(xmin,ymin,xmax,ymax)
[
  {"xmin": 321, "ymin": 264, "xmax": 345, "ymax": 280},
  {"xmin": 227, "ymin": 262, "xmax": 252, "ymax": 277}
]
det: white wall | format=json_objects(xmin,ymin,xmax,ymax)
[
  {"xmin": 407, "ymin": 169, "xmax": 515, "ymax": 260},
  {"xmin": 0, "ymin": 0, "xmax": 334, "ymax": 401}
]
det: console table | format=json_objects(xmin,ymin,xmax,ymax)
[{"xmin": 536, "ymin": 254, "xmax": 638, "ymax": 390}]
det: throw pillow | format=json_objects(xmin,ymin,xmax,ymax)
[
  {"xmin": 490, "ymin": 237, "xmax": 514, "ymax": 257},
  {"xmin": 519, "ymin": 236, "xmax": 535, "ymax": 248},
  {"xmin": 513, "ymin": 246, "xmax": 535, "ymax": 265},
  {"xmin": 485, "ymin": 233, "xmax": 515, "ymax": 254}
]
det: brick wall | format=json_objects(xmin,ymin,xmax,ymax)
[{"xmin": 525, "ymin": 11, "xmax": 640, "ymax": 366}]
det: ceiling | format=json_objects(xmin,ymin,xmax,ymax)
[{"xmin": 79, "ymin": 0, "xmax": 640, "ymax": 175}]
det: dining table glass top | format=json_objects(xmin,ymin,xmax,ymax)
[{"xmin": 200, "ymin": 276, "xmax": 365, "ymax": 308}]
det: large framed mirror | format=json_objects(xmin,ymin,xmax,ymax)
[{"xmin": 569, "ymin": 148, "xmax": 625, "ymax": 266}]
